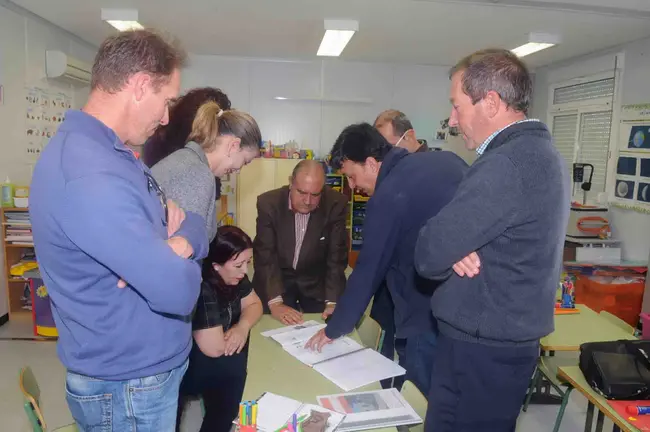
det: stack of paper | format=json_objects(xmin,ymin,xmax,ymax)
[
  {"xmin": 242, "ymin": 392, "xmax": 345, "ymax": 432},
  {"xmin": 317, "ymin": 388, "xmax": 422, "ymax": 431},
  {"xmin": 266, "ymin": 323, "xmax": 406, "ymax": 391}
]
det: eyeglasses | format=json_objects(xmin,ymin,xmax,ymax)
[{"xmin": 144, "ymin": 171, "xmax": 168, "ymax": 227}]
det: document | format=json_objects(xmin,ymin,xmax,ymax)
[
  {"xmin": 283, "ymin": 336, "xmax": 364, "ymax": 366},
  {"xmin": 317, "ymin": 388, "xmax": 422, "ymax": 431},
  {"xmin": 313, "ymin": 349, "xmax": 406, "ymax": 392},
  {"xmin": 243, "ymin": 392, "xmax": 345, "ymax": 432},
  {"xmin": 260, "ymin": 320, "xmax": 322, "ymax": 338}
]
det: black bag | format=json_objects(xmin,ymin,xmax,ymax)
[{"xmin": 579, "ymin": 340, "xmax": 650, "ymax": 400}]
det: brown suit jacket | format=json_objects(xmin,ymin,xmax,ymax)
[{"xmin": 253, "ymin": 185, "xmax": 349, "ymax": 306}]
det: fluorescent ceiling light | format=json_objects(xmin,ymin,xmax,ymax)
[
  {"xmin": 317, "ymin": 20, "xmax": 358, "ymax": 57},
  {"xmin": 274, "ymin": 97, "xmax": 288, "ymax": 100},
  {"xmin": 511, "ymin": 32, "xmax": 561, "ymax": 58},
  {"xmin": 101, "ymin": 8, "xmax": 144, "ymax": 31}
]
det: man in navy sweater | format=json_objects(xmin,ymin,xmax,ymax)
[
  {"xmin": 30, "ymin": 31, "xmax": 207, "ymax": 430},
  {"xmin": 415, "ymin": 49, "xmax": 570, "ymax": 431},
  {"xmin": 306, "ymin": 123, "xmax": 467, "ymax": 394}
]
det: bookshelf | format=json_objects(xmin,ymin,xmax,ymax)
[{"xmin": 1, "ymin": 208, "xmax": 34, "ymax": 320}]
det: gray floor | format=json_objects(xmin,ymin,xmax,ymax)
[{"xmin": 1, "ymin": 321, "xmax": 606, "ymax": 432}]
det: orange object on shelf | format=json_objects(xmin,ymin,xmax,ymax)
[{"xmin": 575, "ymin": 275, "xmax": 645, "ymax": 326}]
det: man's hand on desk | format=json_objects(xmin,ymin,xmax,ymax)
[
  {"xmin": 453, "ymin": 251, "xmax": 481, "ymax": 278},
  {"xmin": 269, "ymin": 303, "xmax": 304, "ymax": 325},
  {"xmin": 304, "ymin": 328, "xmax": 333, "ymax": 352}
]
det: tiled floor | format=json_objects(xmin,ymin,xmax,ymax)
[{"xmin": 0, "ymin": 333, "xmax": 610, "ymax": 432}]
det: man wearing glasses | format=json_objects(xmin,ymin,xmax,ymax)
[{"xmin": 253, "ymin": 160, "xmax": 349, "ymax": 325}]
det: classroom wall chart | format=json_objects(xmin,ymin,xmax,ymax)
[{"xmin": 613, "ymin": 104, "xmax": 650, "ymax": 213}]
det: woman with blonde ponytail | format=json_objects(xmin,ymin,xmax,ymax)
[{"xmin": 151, "ymin": 100, "xmax": 262, "ymax": 241}]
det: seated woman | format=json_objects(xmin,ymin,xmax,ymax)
[{"xmin": 177, "ymin": 225, "xmax": 263, "ymax": 432}]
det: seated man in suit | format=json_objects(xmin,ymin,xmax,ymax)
[{"xmin": 253, "ymin": 160, "xmax": 349, "ymax": 325}]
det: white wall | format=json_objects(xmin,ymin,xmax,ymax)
[
  {"xmin": 0, "ymin": 2, "xmax": 96, "ymax": 318},
  {"xmin": 531, "ymin": 36, "xmax": 650, "ymax": 262},
  {"xmin": 182, "ymin": 55, "xmax": 454, "ymax": 157}
]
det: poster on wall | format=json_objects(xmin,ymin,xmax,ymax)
[
  {"xmin": 24, "ymin": 86, "xmax": 72, "ymax": 161},
  {"xmin": 612, "ymin": 104, "xmax": 650, "ymax": 213}
]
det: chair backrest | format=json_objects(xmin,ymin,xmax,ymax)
[
  {"xmin": 599, "ymin": 310, "xmax": 635, "ymax": 334},
  {"xmin": 19, "ymin": 367, "xmax": 46, "ymax": 432},
  {"xmin": 356, "ymin": 315, "xmax": 383, "ymax": 351},
  {"xmin": 400, "ymin": 380, "xmax": 427, "ymax": 432}
]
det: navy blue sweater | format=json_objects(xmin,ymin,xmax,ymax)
[
  {"xmin": 415, "ymin": 121, "xmax": 570, "ymax": 346},
  {"xmin": 325, "ymin": 148, "xmax": 468, "ymax": 340}
]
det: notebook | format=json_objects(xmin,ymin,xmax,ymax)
[
  {"xmin": 268, "ymin": 323, "xmax": 406, "ymax": 391},
  {"xmin": 317, "ymin": 388, "xmax": 422, "ymax": 432}
]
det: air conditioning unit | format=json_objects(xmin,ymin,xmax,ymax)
[{"xmin": 45, "ymin": 50, "xmax": 91, "ymax": 85}]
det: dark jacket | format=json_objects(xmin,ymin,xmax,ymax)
[
  {"xmin": 415, "ymin": 121, "xmax": 570, "ymax": 346},
  {"xmin": 325, "ymin": 148, "xmax": 468, "ymax": 340},
  {"xmin": 253, "ymin": 186, "xmax": 349, "ymax": 305}
]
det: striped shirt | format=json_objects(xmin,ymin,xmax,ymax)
[
  {"xmin": 476, "ymin": 119, "xmax": 540, "ymax": 156},
  {"xmin": 267, "ymin": 199, "xmax": 311, "ymax": 306}
]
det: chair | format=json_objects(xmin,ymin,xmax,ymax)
[
  {"xmin": 356, "ymin": 315, "xmax": 384, "ymax": 351},
  {"xmin": 400, "ymin": 380, "xmax": 427, "ymax": 432},
  {"xmin": 522, "ymin": 356, "xmax": 575, "ymax": 432},
  {"xmin": 599, "ymin": 310, "xmax": 635, "ymax": 334},
  {"xmin": 19, "ymin": 367, "xmax": 78, "ymax": 432}
]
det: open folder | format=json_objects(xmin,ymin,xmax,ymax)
[{"xmin": 267, "ymin": 323, "xmax": 405, "ymax": 391}]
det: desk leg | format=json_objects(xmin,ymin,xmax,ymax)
[
  {"xmin": 584, "ymin": 402, "xmax": 595, "ymax": 432},
  {"xmin": 595, "ymin": 411, "xmax": 604, "ymax": 432}
]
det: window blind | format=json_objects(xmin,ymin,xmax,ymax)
[
  {"xmin": 576, "ymin": 110, "xmax": 613, "ymax": 194},
  {"xmin": 551, "ymin": 113, "xmax": 578, "ymax": 169},
  {"xmin": 553, "ymin": 78, "xmax": 614, "ymax": 105}
]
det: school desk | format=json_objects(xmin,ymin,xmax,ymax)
[
  {"xmin": 541, "ymin": 304, "xmax": 637, "ymax": 352},
  {"xmin": 243, "ymin": 314, "xmax": 399, "ymax": 432},
  {"xmin": 558, "ymin": 366, "xmax": 638, "ymax": 432}
]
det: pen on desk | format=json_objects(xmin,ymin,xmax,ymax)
[
  {"xmin": 252, "ymin": 402, "xmax": 258, "ymax": 426},
  {"xmin": 293, "ymin": 413, "xmax": 297, "ymax": 431},
  {"xmin": 239, "ymin": 403, "xmax": 245, "ymax": 426}
]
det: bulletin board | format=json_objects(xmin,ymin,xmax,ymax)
[
  {"xmin": 612, "ymin": 104, "xmax": 650, "ymax": 213},
  {"xmin": 24, "ymin": 86, "xmax": 72, "ymax": 161}
]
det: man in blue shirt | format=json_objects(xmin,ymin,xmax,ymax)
[
  {"xmin": 30, "ymin": 30, "xmax": 208, "ymax": 431},
  {"xmin": 306, "ymin": 123, "xmax": 467, "ymax": 394}
]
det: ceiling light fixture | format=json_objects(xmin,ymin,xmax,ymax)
[
  {"xmin": 101, "ymin": 8, "xmax": 144, "ymax": 32},
  {"xmin": 511, "ymin": 32, "xmax": 561, "ymax": 57},
  {"xmin": 317, "ymin": 20, "xmax": 358, "ymax": 57}
]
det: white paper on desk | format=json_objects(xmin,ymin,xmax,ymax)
[
  {"xmin": 295, "ymin": 403, "xmax": 346, "ymax": 432},
  {"xmin": 256, "ymin": 392, "xmax": 302, "ymax": 431},
  {"xmin": 284, "ymin": 336, "xmax": 364, "ymax": 366},
  {"xmin": 260, "ymin": 320, "xmax": 321, "ymax": 338},
  {"xmin": 271, "ymin": 323, "xmax": 326, "ymax": 346},
  {"xmin": 317, "ymin": 388, "xmax": 421, "ymax": 432},
  {"xmin": 313, "ymin": 348, "xmax": 406, "ymax": 392}
]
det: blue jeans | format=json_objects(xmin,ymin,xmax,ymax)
[
  {"xmin": 65, "ymin": 359, "xmax": 189, "ymax": 432},
  {"xmin": 395, "ymin": 331, "xmax": 437, "ymax": 395}
]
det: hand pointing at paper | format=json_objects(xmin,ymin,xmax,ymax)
[{"xmin": 304, "ymin": 328, "xmax": 333, "ymax": 352}]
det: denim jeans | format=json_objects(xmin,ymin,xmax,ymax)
[
  {"xmin": 65, "ymin": 359, "xmax": 189, "ymax": 432},
  {"xmin": 395, "ymin": 331, "xmax": 437, "ymax": 395}
]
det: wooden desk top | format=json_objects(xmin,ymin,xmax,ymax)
[
  {"xmin": 540, "ymin": 304, "xmax": 637, "ymax": 351},
  {"xmin": 244, "ymin": 314, "xmax": 398, "ymax": 432},
  {"xmin": 558, "ymin": 366, "xmax": 638, "ymax": 432}
]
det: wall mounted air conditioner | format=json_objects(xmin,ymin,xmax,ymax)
[{"xmin": 45, "ymin": 50, "xmax": 91, "ymax": 85}]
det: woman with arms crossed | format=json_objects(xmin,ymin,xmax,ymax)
[{"xmin": 178, "ymin": 226, "xmax": 263, "ymax": 431}]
